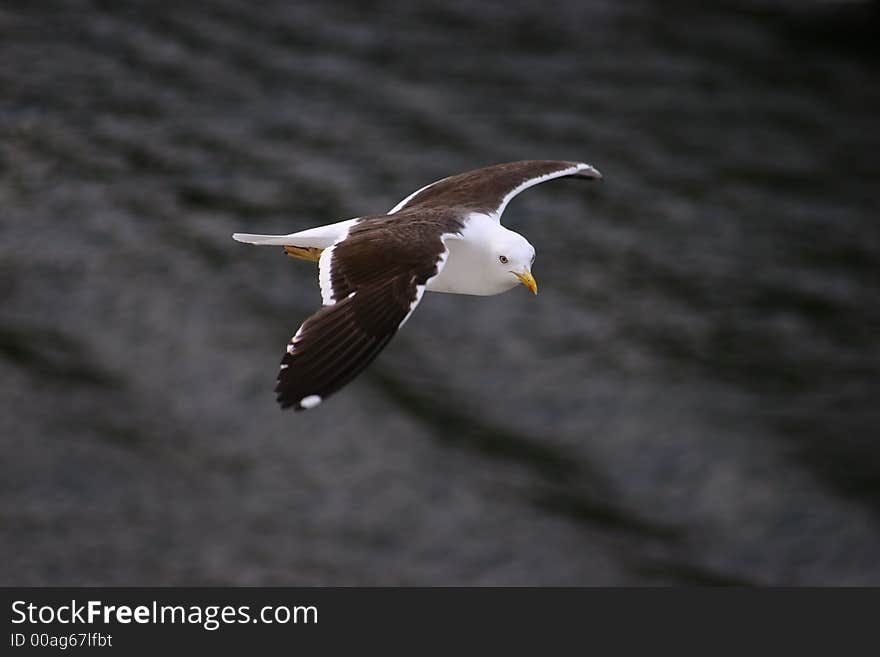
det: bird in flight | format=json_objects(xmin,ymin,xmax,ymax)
[{"xmin": 233, "ymin": 160, "xmax": 601, "ymax": 410}]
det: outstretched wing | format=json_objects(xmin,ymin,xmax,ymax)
[
  {"xmin": 275, "ymin": 215, "xmax": 457, "ymax": 410},
  {"xmin": 388, "ymin": 160, "xmax": 601, "ymax": 222}
]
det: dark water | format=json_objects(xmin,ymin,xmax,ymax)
[{"xmin": 2, "ymin": 0, "xmax": 878, "ymax": 585}]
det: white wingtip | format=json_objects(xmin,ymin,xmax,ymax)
[
  {"xmin": 299, "ymin": 395, "xmax": 322, "ymax": 410},
  {"xmin": 576, "ymin": 162, "xmax": 602, "ymax": 179}
]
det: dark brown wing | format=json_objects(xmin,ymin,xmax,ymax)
[
  {"xmin": 388, "ymin": 160, "xmax": 601, "ymax": 221},
  {"xmin": 276, "ymin": 216, "xmax": 456, "ymax": 410}
]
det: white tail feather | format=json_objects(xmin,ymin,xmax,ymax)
[
  {"xmin": 232, "ymin": 218, "xmax": 359, "ymax": 248},
  {"xmin": 232, "ymin": 233, "xmax": 297, "ymax": 245}
]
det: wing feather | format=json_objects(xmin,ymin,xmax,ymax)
[
  {"xmin": 276, "ymin": 221, "xmax": 451, "ymax": 410},
  {"xmin": 387, "ymin": 160, "xmax": 601, "ymax": 223}
]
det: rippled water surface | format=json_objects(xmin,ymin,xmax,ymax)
[{"xmin": 2, "ymin": 0, "xmax": 879, "ymax": 584}]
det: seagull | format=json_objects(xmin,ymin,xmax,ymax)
[{"xmin": 233, "ymin": 160, "xmax": 601, "ymax": 410}]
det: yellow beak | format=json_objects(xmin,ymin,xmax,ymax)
[{"xmin": 514, "ymin": 269, "xmax": 538, "ymax": 295}]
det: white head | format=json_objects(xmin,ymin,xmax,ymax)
[
  {"xmin": 428, "ymin": 215, "xmax": 539, "ymax": 297},
  {"xmin": 487, "ymin": 226, "xmax": 538, "ymax": 295}
]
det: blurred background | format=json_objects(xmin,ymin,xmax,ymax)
[{"xmin": 1, "ymin": 0, "xmax": 878, "ymax": 585}]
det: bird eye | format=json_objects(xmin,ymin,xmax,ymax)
[{"xmin": 499, "ymin": 255, "xmax": 509, "ymax": 264}]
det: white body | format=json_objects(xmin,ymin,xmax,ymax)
[{"xmin": 233, "ymin": 213, "xmax": 535, "ymax": 297}]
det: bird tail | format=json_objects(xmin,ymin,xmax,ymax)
[
  {"xmin": 233, "ymin": 218, "xmax": 358, "ymax": 247},
  {"xmin": 232, "ymin": 233, "xmax": 297, "ymax": 245}
]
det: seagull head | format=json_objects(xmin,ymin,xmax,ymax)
[{"xmin": 490, "ymin": 229, "xmax": 538, "ymax": 295}]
